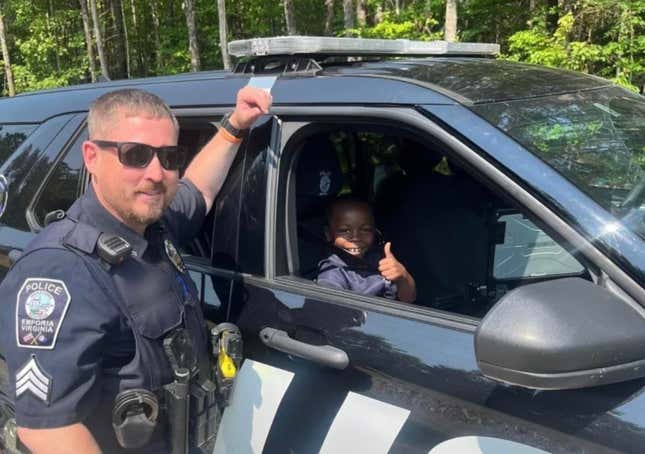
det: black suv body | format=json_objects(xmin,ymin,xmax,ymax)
[{"xmin": 1, "ymin": 44, "xmax": 644, "ymax": 454}]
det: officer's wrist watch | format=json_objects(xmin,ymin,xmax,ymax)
[{"xmin": 220, "ymin": 113, "xmax": 249, "ymax": 139}]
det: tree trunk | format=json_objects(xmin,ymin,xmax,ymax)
[
  {"xmin": 394, "ymin": 0, "xmax": 400, "ymax": 16},
  {"xmin": 324, "ymin": 0, "xmax": 334, "ymax": 35},
  {"xmin": 356, "ymin": 0, "xmax": 366, "ymax": 26},
  {"xmin": 343, "ymin": 0, "xmax": 354, "ymax": 30},
  {"xmin": 375, "ymin": 4, "xmax": 384, "ymax": 24},
  {"xmin": 150, "ymin": 0, "xmax": 162, "ymax": 73},
  {"xmin": 217, "ymin": 0, "xmax": 231, "ymax": 70},
  {"xmin": 283, "ymin": 0, "xmax": 297, "ymax": 35},
  {"xmin": 110, "ymin": 0, "xmax": 127, "ymax": 79},
  {"xmin": 183, "ymin": 0, "xmax": 201, "ymax": 72},
  {"xmin": 89, "ymin": 0, "xmax": 110, "ymax": 79},
  {"xmin": 79, "ymin": 0, "xmax": 97, "ymax": 82},
  {"xmin": 128, "ymin": 0, "xmax": 142, "ymax": 76},
  {"xmin": 546, "ymin": 0, "xmax": 559, "ymax": 34},
  {"xmin": 444, "ymin": 0, "xmax": 458, "ymax": 42},
  {"xmin": 48, "ymin": 0, "xmax": 62, "ymax": 72},
  {"xmin": 120, "ymin": 0, "xmax": 131, "ymax": 78},
  {"xmin": 529, "ymin": 0, "xmax": 536, "ymax": 11},
  {"xmin": 0, "ymin": 6, "xmax": 15, "ymax": 96}
]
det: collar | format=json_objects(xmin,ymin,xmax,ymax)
[{"xmin": 74, "ymin": 184, "xmax": 151, "ymax": 257}]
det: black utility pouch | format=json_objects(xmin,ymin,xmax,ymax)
[{"xmin": 112, "ymin": 388, "xmax": 159, "ymax": 449}]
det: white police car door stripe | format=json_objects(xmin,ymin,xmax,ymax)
[
  {"xmin": 428, "ymin": 436, "xmax": 550, "ymax": 453},
  {"xmin": 320, "ymin": 392, "xmax": 410, "ymax": 454},
  {"xmin": 15, "ymin": 356, "xmax": 51, "ymax": 403},
  {"xmin": 212, "ymin": 360, "xmax": 550, "ymax": 454},
  {"xmin": 213, "ymin": 360, "xmax": 294, "ymax": 454}
]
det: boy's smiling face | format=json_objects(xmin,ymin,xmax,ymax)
[{"xmin": 325, "ymin": 200, "xmax": 375, "ymax": 258}]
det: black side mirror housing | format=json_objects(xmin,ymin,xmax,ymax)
[{"xmin": 475, "ymin": 278, "xmax": 645, "ymax": 390}]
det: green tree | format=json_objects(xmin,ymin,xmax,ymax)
[
  {"xmin": 0, "ymin": 3, "xmax": 16, "ymax": 96},
  {"xmin": 506, "ymin": 1, "xmax": 645, "ymax": 92},
  {"xmin": 0, "ymin": 0, "xmax": 643, "ymax": 96}
]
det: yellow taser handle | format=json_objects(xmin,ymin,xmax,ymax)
[{"xmin": 218, "ymin": 347, "xmax": 237, "ymax": 379}]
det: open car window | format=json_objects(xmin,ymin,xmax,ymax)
[{"xmin": 280, "ymin": 122, "xmax": 589, "ymax": 318}]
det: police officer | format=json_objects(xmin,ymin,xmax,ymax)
[{"xmin": 0, "ymin": 86, "xmax": 271, "ymax": 453}]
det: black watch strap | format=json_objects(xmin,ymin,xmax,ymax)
[{"xmin": 220, "ymin": 113, "xmax": 248, "ymax": 139}]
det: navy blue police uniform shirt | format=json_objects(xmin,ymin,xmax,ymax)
[{"xmin": 0, "ymin": 178, "xmax": 207, "ymax": 453}]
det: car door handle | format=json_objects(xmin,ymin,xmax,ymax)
[{"xmin": 259, "ymin": 327, "xmax": 349, "ymax": 370}]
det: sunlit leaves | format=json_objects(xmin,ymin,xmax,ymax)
[{"xmin": 0, "ymin": 0, "xmax": 644, "ymax": 95}]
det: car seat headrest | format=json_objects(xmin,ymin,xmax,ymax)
[
  {"xmin": 398, "ymin": 139, "xmax": 443, "ymax": 177},
  {"xmin": 296, "ymin": 136, "xmax": 343, "ymax": 218}
]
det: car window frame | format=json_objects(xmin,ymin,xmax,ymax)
[
  {"xmin": 266, "ymin": 106, "xmax": 642, "ymax": 326},
  {"xmin": 25, "ymin": 113, "xmax": 87, "ymax": 233}
]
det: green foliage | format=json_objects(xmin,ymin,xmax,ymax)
[
  {"xmin": 507, "ymin": 13, "xmax": 602, "ymax": 71},
  {"xmin": 7, "ymin": 0, "xmax": 89, "ymax": 92},
  {"xmin": 0, "ymin": 0, "xmax": 644, "ymax": 95},
  {"xmin": 350, "ymin": 14, "xmax": 441, "ymax": 40},
  {"xmin": 347, "ymin": 0, "xmax": 442, "ymax": 40},
  {"xmin": 506, "ymin": 1, "xmax": 645, "ymax": 92}
]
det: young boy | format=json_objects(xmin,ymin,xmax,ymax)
[{"xmin": 316, "ymin": 196, "xmax": 416, "ymax": 303}]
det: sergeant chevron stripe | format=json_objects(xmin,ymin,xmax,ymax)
[{"xmin": 15, "ymin": 356, "xmax": 51, "ymax": 404}]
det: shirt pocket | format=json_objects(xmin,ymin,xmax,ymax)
[
  {"xmin": 127, "ymin": 283, "xmax": 184, "ymax": 388},
  {"xmin": 130, "ymin": 291, "xmax": 184, "ymax": 339}
]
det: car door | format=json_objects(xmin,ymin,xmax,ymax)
[{"xmin": 216, "ymin": 106, "xmax": 645, "ymax": 454}]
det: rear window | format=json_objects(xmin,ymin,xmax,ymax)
[{"xmin": 0, "ymin": 124, "xmax": 37, "ymax": 164}]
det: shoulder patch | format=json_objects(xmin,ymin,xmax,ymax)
[
  {"xmin": 15, "ymin": 355, "xmax": 52, "ymax": 404},
  {"xmin": 15, "ymin": 278, "xmax": 71, "ymax": 350}
]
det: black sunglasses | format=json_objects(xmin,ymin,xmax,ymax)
[{"xmin": 92, "ymin": 140, "xmax": 187, "ymax": 171}]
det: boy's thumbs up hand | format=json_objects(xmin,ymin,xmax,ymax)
[
  {"xmin": 384, "ymin": 241, "xmax": 393, "ymax": 258},
  {"xmin": 378, "ymin": 242, "xmax": 409, "ymax": 282}
]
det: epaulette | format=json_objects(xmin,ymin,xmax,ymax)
[{"xmin": 62, "ymin": 218, "xmax": 131, "ymax": 269}]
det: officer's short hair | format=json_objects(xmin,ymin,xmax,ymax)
[{"xmin": 87, "ymin": 89, "xmax": 179, "ymax": 139}]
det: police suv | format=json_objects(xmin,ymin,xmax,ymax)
[{"xmin": 1, "ymin": 36, "xmax": 644, "ymax": 454}]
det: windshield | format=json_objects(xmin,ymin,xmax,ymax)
[{"xmin": 472, "ymin": 87, "xmax": 645, "ymax": 240}]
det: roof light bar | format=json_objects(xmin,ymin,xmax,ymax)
[{"xmin": 228, "ymin": 36, "xmax": 500, "ymax": 58}]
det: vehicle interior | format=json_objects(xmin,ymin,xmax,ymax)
[
  {"xmin": 282, "ymin": 122, "xmax": 593, "ymax": 318},
  {"xmin": 172, "ymin": 116, "xmax": 594, "ymax": 320}
]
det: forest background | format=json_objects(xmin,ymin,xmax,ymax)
[{"xmin": 0, "ymin": 0, "xmax": 643, "ymax": 97}]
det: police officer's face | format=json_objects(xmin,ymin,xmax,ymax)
[
  {"xmin": 326, "ymin": 202, "xmax": 375, "ymax": 258},
  {"xmin": 83, "ymin": 112, "xmax": 179, "ymax": 234}
]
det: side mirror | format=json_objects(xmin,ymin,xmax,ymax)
[{"xmin": 475, "ymin": 278, "xmax": 645, "ymax": 390}]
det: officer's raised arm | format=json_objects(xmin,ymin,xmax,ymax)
[{"xmin": 183, "ymin": 86, "xmax": 272, "ymax": 213}]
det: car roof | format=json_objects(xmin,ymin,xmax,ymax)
[
  {"xmin": 0, "ymin": 57, "xmax": 613, "ymax": 123},
  {"xmin": 322, "ymin": 57, "xmax": 612, "ymax": 104}
]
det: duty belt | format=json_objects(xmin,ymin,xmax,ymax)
[{"xmin": 111, "ymin": 324, "xmax": 243, "ymax": 453}]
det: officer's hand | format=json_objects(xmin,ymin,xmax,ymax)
[
  {"xmin": 229, "ymin": 86, "xmax": 273, "ymax": 130},
  {"xmin": 378, "ymin": 242, "xmax": 409, "ymax": 282}
]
